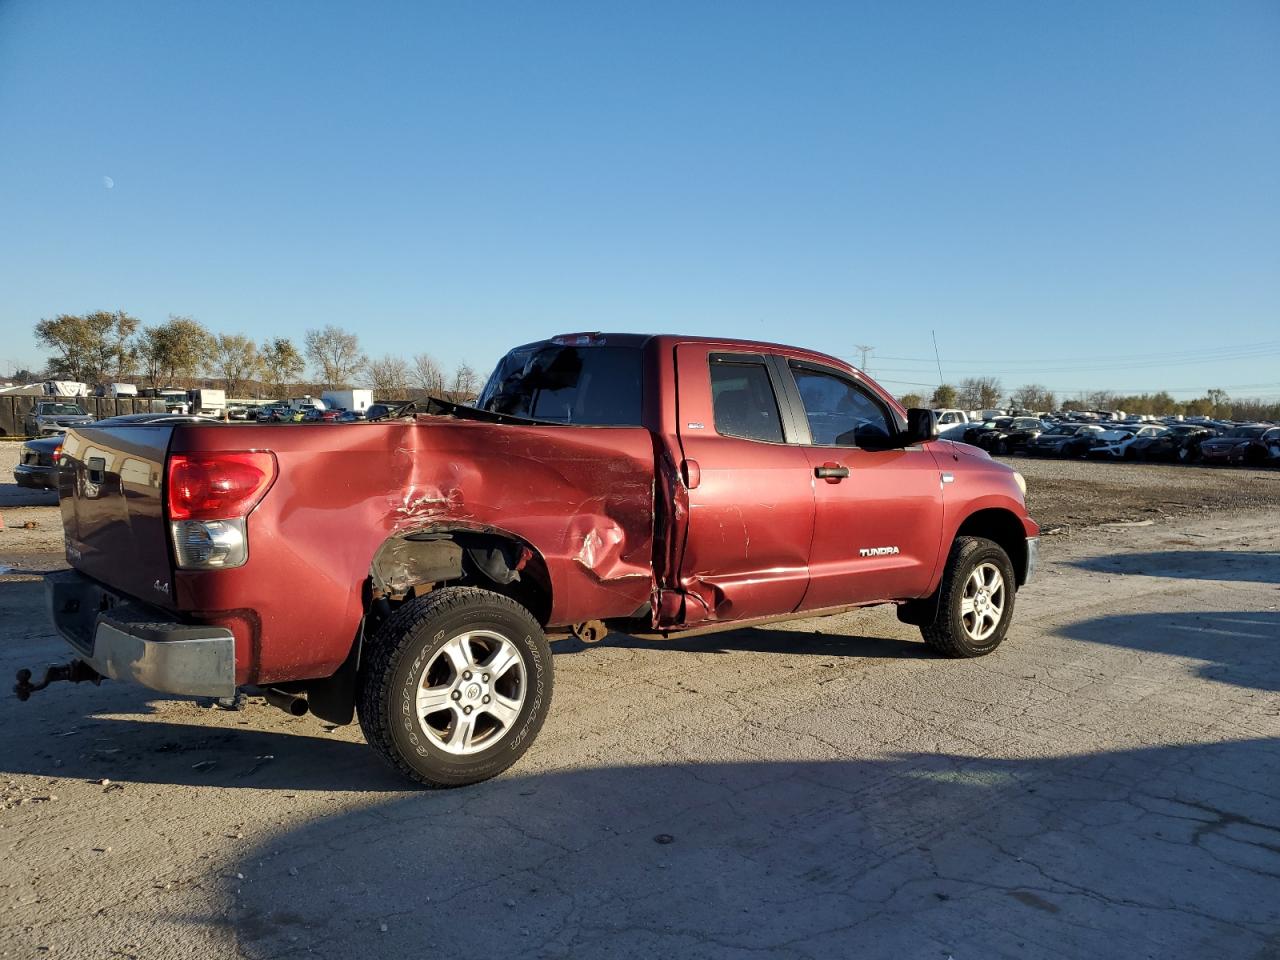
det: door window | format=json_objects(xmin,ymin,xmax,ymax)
[
  {"xmin": 791, "ymin": 365, "xmax": 895, "ymax": 447},
  {"xmin": 709, "ymin": 360, "xmax": 785, "ymax": 443}
]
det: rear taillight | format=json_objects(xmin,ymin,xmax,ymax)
[
  {"xmin": 167, "ymin": 452, "xmax": 276, "ymax": 521},
  {"xmin": 167, "ymin": 452, "xmax": 276, "ymax": 570},
  {"xmin": 52, "ymin": 446, "xmax": 62, "ymax": 463}
]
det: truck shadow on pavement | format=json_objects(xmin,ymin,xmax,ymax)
[
  {"xmin": 1057, "ymin": 610, "xmax": 1280, "ymax": 692},
  {"xmin": 1070, "ymin": 550, "xmax": 1280, "ymax": 584},
  {"xmin": 217, "ymin": 738, "xmax": 1280, "ymax": 959},
  {"xmin": 0, "ymin": 714, "xmax": 405, "ymax": 791}
]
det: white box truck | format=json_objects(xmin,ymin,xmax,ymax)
[{"xmin": 321, "ymin": 389, "xmax": 373, "ymax": 413}]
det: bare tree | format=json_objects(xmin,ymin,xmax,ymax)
[
  {"xmin": 957, "ymin": 376, "xmax": 1003, "ymax": 410},
  {"xmin": 305, "ymin": 325, "xmax": 366, "ymax": 389},
  {"xmin": 260, "ymin": 337, "xmax": 305, "ymax": 398},
  {"xmin": 212, "ymin": 334, "xmax": 260, "ymax": 396},
  {"xmin": 367, "ymin": 354, "xmax": 411, "ymax": 397},
  {"xmin": 411, "ymin": 352, "xmax": 447, "ymax": 395},
  {"xmin": 1009, "ymin": 384, "xmax": 1056, "ymax": 412},
  {"xmin": 450, "ymin": 362, "xmax": 478, "ymax": 398}
]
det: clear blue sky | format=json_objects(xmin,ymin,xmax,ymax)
[{"xmin": 1, "ymin": 0, "xmax": 1277, "ymax": 400}]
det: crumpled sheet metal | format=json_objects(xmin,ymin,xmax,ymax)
[{"xmin": 378, "ymin": 417, "xmax": 657, "ymax": 624}]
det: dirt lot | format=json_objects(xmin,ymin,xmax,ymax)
[
  {"xmin": 1009, "ymin": 453, "xmax": 1280, "ymax": 531},
  {"xmin": 1, "ymin": 447, "xmax": 1278, "ymax": 958}
]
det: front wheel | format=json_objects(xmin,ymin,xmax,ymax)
[
  {"xmin": 357, "ymin": 586, "xmax": 553, "ymax": 787},
  {"xmin": 920, "ymin": 537, "xmax": 1016, "ymax": 657}
]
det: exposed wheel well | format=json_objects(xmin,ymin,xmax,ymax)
[
  {"xmin": 955, "ymin": 509, "xmax": 1029, "ymax": 586},
  {"xmin": 368, "ymin": 528, "xmax": 553, "ymax": 626}
]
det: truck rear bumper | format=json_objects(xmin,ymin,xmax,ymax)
[{"xmin": 44, "ymin": 570, "xmax": 236, "ymax": 698}]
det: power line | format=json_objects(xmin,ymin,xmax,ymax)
[{"xmin": 852, "ymin": 344, "xmax": 873, "ymax": 373}]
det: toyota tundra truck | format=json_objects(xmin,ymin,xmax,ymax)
[{"xmin": 22, "ymin": 333, "xmax": 1038, "ymax": 787}]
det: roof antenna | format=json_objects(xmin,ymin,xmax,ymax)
[{"xmin": 931, "ymin": 329, "xmax": 944, "ymax": 385}]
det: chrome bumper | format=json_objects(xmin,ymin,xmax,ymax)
[{"xmin": 45, "ymin": 570, "xmax": 236, "ymax": 698}]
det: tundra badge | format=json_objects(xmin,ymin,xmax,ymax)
[{"xmin": 859, "ymin": 546, "xmax": 900, "ymax": 557}]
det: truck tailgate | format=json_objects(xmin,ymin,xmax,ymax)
[{"xmin": 58, "ymin": 425, "xmax": 176, "ymax": 609}]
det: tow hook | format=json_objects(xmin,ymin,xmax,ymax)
[{"xmin": 14, "ymin": 661, "xmax": 103, "ymax": 701}]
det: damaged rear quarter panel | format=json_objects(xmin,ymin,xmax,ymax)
[{"xmin": 171, "ymin": 418, "xmax": 655, "ymax": 685}]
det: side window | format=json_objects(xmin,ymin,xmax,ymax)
[
  {"xmin": 791, "ymin": 365, "xmax": 895, "ymax": 447},
  {"xmin": 709, "ymin": 359, "xmax": 785, "ymax": 443}
]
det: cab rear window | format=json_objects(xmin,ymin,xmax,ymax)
[{"xmin": 477, "ymin": 345, "xmax": 643, "ymax": 426}]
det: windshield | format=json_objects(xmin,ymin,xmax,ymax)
[
  {"xmin": 477, "ymin": 344, "xmax": 643, "ymax": 426},
  {"xmin": 40, "ymin": 403, "xmax": 87, "ymax": 416},
  {"xmin": 1226, "ymin": 426, "xmax": 1266, "ymax": 438}
]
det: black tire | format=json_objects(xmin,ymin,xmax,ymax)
[
  {"xmin": 357, "ymin": 586, "xmax": 553, "ymax": 788},
  {"xmin": 920, "ymin": 536, "xmax": 1017, "ymax": 658}
]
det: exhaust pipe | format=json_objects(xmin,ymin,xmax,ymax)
[{"xmin": 262, "ymin": 687, "xmax": 309, "ymax": 717}]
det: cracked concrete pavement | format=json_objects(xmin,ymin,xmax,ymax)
[{"xmin": 1, "ymin": 502, "xmax": 1278, "ymax": 959}]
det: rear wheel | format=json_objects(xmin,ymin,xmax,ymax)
[
  {"xmin": 920, "ymin": 537, "xmax": 1016, "ymax": 658},
  {"xmin": 357, "ymin": 586, "xmax": 553, "ymax": 787}
]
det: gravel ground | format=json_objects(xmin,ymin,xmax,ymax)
[
  {"xmin": 1001, "ymin": 452, "xmax": 1279, "ymax": 532},
  {"xmin": 2, "ymin": 496, "xmax": 1278, "ymax": 958}
]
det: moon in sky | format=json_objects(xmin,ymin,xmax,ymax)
[{"xmin": 102, "ymin": 175, "xmax": 114, "ymax": 189}]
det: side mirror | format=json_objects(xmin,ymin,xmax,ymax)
[{"xmin": 904, "ymin": 408, "xmax": 938, "ymax": 445}]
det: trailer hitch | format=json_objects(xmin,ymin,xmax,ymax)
[{"xmin": 14, "ymin": 661, "xmax": 103, "ymax": 701}]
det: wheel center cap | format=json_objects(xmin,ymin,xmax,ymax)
[{"xmin": 465, "ymin": 683, "xmax": 482, "ymax": 700}]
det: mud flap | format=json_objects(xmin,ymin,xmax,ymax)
[
  {"xmin": 896, "ymin": 591, "xmax": 941, "ymax": 628},
  {"xmin": 306, "ymin": 627, "xmax": 362, "ymax": 725}
]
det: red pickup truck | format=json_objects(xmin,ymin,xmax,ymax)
[{"xmin": 26, "ymin": 333, "xmax": 1038, "ymax": 786}]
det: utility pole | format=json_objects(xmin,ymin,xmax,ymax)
[{"xmin": 853, "ymin": 344, "xmax": 873, "ymax": 373}]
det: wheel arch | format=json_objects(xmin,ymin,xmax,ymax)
[
  {"xmin": 368, "ymin": 522, "xmax": 554, "ymax": 626},
  {"xmin": 306, "ymin": 525, "xmax": 554, "ymax": 727},
  {"xmin": 954, "ymin": 507, "xmax": 1030, "ymax": 587}
]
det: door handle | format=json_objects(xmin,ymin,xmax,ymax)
[{"xmin": 815, "ymin": 462, "xmax": 849, "ymax": 482}]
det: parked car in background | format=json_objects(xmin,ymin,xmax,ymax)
[
  {"xmin": 1130, "ymin": 424, "xmax": 1217, "ymax": 463},
  {"xmin": 22, "ymin": 401, "xmax": 95, "ymax": 437},
  {"xmin": 1199, "ymin": 425, "xmax": 1280, "ymax": 466},
  {"xmin": 1024, "ymin": 423, "xmax": 1101, "ymax": 457},
  {"xmin": 933, "ymin": 408, "xmax": 975, "ymax": 440},
  {"xmin": 256, "ymin": 404, "xmax": 291, "ymax": 422},
  {"xmin": 302, "ymin": 408, "xmax": 342, "ymax": 423},
  {"xmin": 13, "ymin": 435, "xmax": 63, "ymax": 488},
  {"xmin": 970, "ymin": 417, "xmax": 1046, "ymax": 455},
  {"xmin": 1082, "ymin": 428, "xmax": 1141, "ymax": 460},
  {"xmin": 336, "ymin": 409, "xmax": 367, "ymax": 422}
]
